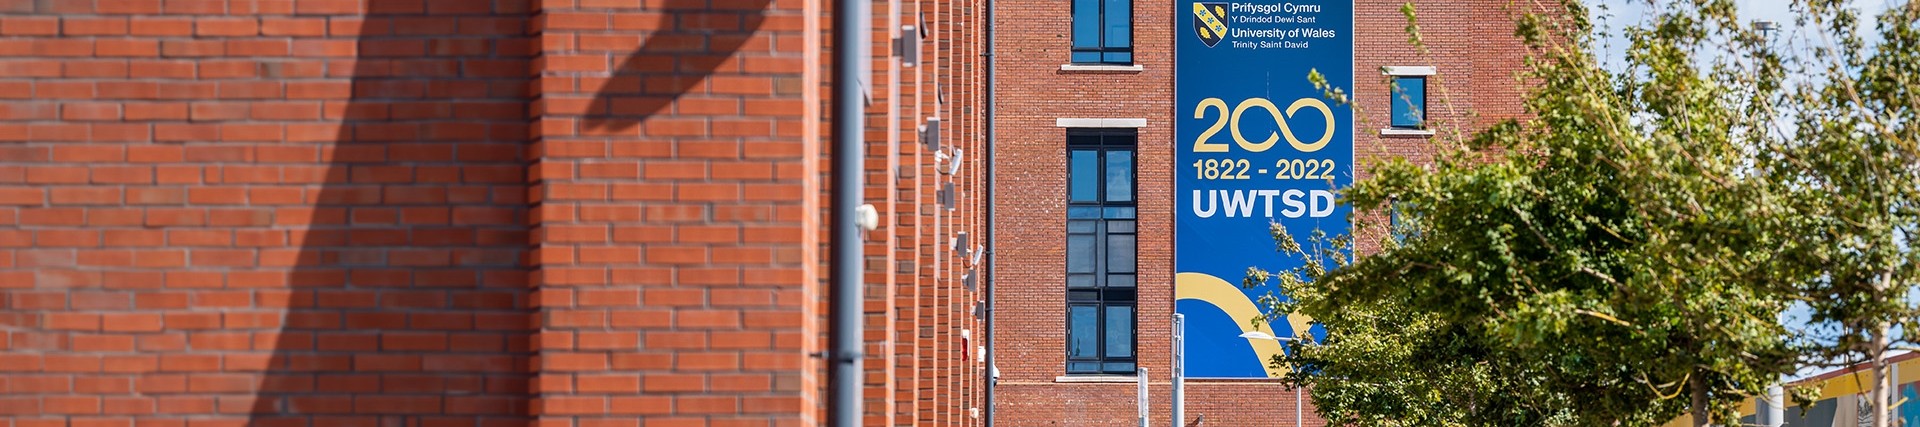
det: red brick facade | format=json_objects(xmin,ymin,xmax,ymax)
[
  {"xmin": 0, "ymin": 0, "xmax": 1529, "ymax": 425},
  {"xmin": 0, "ymin": 0, "xmax": 984, "ymax": 426},
  {"xmin": 0, "ymin": 1, "xmax": 540, "ymax": 426},
  {"xmin": 988, "ymin": 1, "xmax": 1531, "ymax": 426}
]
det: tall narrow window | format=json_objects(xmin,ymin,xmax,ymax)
[
  {"xmin": 1071, "ymin": 0, "xmax": 1132, "ymax": 64},
  {"xmin": 1066, "ymin": 129, "xmax": 1136, "ymax": 375}
]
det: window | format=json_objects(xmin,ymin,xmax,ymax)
[
  {"xmin": 1071, "ymin": 0, "xmax": 1131, "ymax": 64},
  {"xmin": 1380, "ymin": 66, "xmax": 1436, "ymax": 135},
  {"xmin": 1388, "ymin": 196, "xmax": 1418, "ymax": 243},
  {"xmin": 1066, "ymin": 129, "xmax": 1136, "ymax": 375},
  {"xmin": 1390, "ymin": 75, "xmax": 1426, "ymax": 129}
]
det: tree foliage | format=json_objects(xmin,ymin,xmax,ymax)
[
  {"xmin": 1243, "ymin": 0, "xmax": 1877, "ymax": 425},
  {"xmin": 1762, "ymin": 2, "xmax": 1920, "ymax": 426}
]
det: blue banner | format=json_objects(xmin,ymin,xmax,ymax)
[{"xmin": 1174, "ymin": 0, "xmax": 1351, "ymax": 379}]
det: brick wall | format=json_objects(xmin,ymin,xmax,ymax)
[
  {"xmin": 988, "ymin": 1, "xmax": 1535, "ymax": 426},
  {"xmin": 0, "ymin": 0, "xmax": 990, "ymax": 426},
  {"xmin": 524, "ymin": 0, "xmax": 827, "ymax": 423},
  {"xmin": 0, "ymin": 1, "xmax": 535, "ymax": 426},
  {"xmin": 872, "ymin": 0, "xmax": 989, "ymax": 422},
  {"xmin": 0, "ymin": 0, "xmax": 1525, "ymax": 426}
]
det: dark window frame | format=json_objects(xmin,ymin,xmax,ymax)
[
  {"xmin": 1390, "ymin": 75, "xmax": 1428, "ymax": 130},
  {"xmin": 1065, "ymin": 129, "xmax": 1137, "ymax": 375},
  {"xmin": 1070, "ymin": 0, "xmax": 1133, "ymax": 64}
]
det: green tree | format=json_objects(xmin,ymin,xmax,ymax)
[
  {"xmin": 1762, "ymin": 2, "xmax": 1920, "ymax": 426},
  {"xmin": 1252, "ymin": 1, "xmax": 1811, "ymax": 425}
]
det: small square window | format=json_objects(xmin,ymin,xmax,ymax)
[{"xmin": 1390, "ymin": 76, "xmax": 1426, "ymax": 129}]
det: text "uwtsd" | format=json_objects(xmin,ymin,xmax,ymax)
[{"xmin": 1191, "ymin": 189, "xmax": 1336, "ymax": 218}]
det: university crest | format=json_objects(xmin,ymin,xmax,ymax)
[{"xmin": 1193, "ymin": 2, "xmax": 1228, "ymax": 47}]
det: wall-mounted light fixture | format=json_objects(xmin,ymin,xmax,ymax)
[
  {"xmin": 939, "ymin": 182, "xmax": 955, "ymax": 210},
  {"xmin": 895, "ymin": 24, "xmax": 920, "ymax": 67},
  {"xmin": 922, "ymin": 117, "xmax": 942, "ymax": 151}
]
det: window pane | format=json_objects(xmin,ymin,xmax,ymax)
[
  {"xmin": 1070, "ymin": 150, "xmax": 1098, "ymax": 202},
  {"xmin": 1067, "ymin": 274, "xmax": 1096, "ymax": 288},
  {"xmin": 1073, "ymin": 0, "xmax": 1099, "ymax": 48},
  {"xmin": 1104, "ymin": 52, "xmax": 1131, "ymax": 64},
  {"xmin": 1068, "ymin": 220, "xmax": 1097, "ymax": 233},
  {"xmin": 1390, "ymin": 200, "xmax": 1420, "ymax": 242},
  {"xmin": 1070, "ymin": 305, "xmax": 1099, "ymax": 358},
  {"xmin": 1392, "ymin": 76, "xmax": 1426, "ymax": 128},
  {"xmin": 1103, "ymin": 207, "xmax": 1135, "ymax": 219},
  {"xmin": 1069, "ymin": 362, "xmax": 1099, "ymax": 373},
  {"xmin": 1107, "ymin": 274, "xmax": 1134, "ymax": 288},
  {"xmin": 1105, "ymin": 305, "xmax": 1133, "ymax": 358},
  {"xmin": 1108, "ymin": 220, "xmax": 1135, "ymax": 233},
  {"xmin": 1072, "ymin": 51, "xmax": 1101, "ymax": 63},
  {"xmin": 1105, "ymin": 150, "xmax": 1133, "ymax": 202},
  {"xmin": 1104, "ymin": 0, "xmax": 1130, "ymax": 48},
  {"xmin": 1106, "ymin": 233, "xmax": 1134, "ymax": 273},
  {"xmin": 1105, "ymin": 362, "xmax": 1136, "ymax": 373},
  {"xmin": 1068, "ymin": 234, "xmax": 1096, "ymax": 273}
]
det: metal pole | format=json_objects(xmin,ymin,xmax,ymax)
[
  {"xmin": 827, "ymin": 0, "xmax": 868, "ymax": 421},
  {"xmin": 1172, "ymin": 314, "xmax": 1184, "ymax": 427},
  {"xmin": 981, "ymin": 0, "xmax": 998, "ymax": 423},
  {"xmin": 1765, "ymin": 384, "xmax": 1784, "ymax": 427},
  {"xmin": 1138, "ymin": 367, "xmax": 1150, "ymax": 427},
  {"xmin": 1242, "ymin": 332, "xmax": 1308, "ymax": 427}
]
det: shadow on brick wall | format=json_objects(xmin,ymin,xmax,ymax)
[
  {"xmin": 583, "ymin": 0, "xmax": 773, "ymax": 131},
  {"xmin": 245, "ymin": 2, "xmax": 536, "ymax": 424}
]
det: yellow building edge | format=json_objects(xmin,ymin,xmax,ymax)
[{"xmin": 1661, "ymin": 352, "xmax": 1920, "ymax": 426}]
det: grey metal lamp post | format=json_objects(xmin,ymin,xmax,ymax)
[{"xmin": 1239, "ymin": 331, "xmax": 1308, "ymax": 427}]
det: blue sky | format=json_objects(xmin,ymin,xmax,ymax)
[{"xmin": 1590, "ymin": 0, "xmax": 1887, "ymax": 71}]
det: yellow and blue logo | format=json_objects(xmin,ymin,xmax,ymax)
[{"xmin": 1193, "ymin": 2, "xmax": 1228, "ymax": 48}]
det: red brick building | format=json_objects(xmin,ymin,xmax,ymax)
[
  {"xmin": 986, "ymin": 0, "xmax": 1530, "ymax": 426},
  {"xmin": 0, "ymin": 0, "xmax": 1530, "ymax": 426},
  {"xmin": 0, "ymin": 0, "xmax": 985, "ymax": 426}
]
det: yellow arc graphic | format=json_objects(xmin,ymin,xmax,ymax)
[{"xmin": 1175, "ymin": 272, "xmax": 1316, "ymax": 378}]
